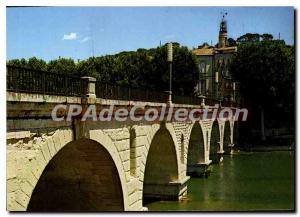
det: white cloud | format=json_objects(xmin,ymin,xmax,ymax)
[
  {"xmin": 63, "ymin": 32, "xmax": 77, "ymax": 40},
  {"xmin": 80, "ymin": 36, "xmax": 91, "ymax": 43}
]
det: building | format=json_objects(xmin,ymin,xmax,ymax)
[{"xmin": 192, "ymin": 15, "xmax": 239, "ymax": 104}]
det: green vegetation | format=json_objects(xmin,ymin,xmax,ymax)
[
  {"xmin": 7, "ymin": 43, "xmax": 198, "ymax": 96},
  {"xmin": 230, "ymin": 33, "xmax": 295, "ymax": 144},
  {"xmin": 236, "ymin": 33, "xmax": 274, "ymax": 43}
]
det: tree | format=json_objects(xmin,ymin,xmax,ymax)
[
  {"xmin": 260, "ymin": 33, "xmax": 273, "ymax": 41},
  {"xmin": 6, "ymin": 43, "xmax": 198, "ymax": 96},
  {"xmin": 75, "ymin": 43, "xmax": 198, "ymax": 95},
  {"xmin": 7, "ymin": 57, "xmax": 47, "ymax": 70},
  {"xmin": 237, "ymin": 33, "xmax": 260, "ymax": 43},
  {"xmin": 47, "ymin": 58, "xmax": 77, "ymax": 75},
  {"xmin": 7, "ymin": 58, "xmax": 27, "ymax": 67},
  {"xmin": 146, "ymin": 43, "xmax": 198, "ymax": 95},
  {"xmin": 227, "ymin": 38, "xmax": 237, "ymax": 46},
  {"xmin": 229, "ymin": 39, "xmax": 295, "ymax": 142},
  {"xmin": 231, "ymin": 40, "xmax": 294, "ymax": 108},
  {"xmin": 27, "ymin": 57, "xmax": 47, "ymax": 70}
]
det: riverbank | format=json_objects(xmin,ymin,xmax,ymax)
[
  {"xmin": 239, "ymin": 145, "xmax": 294, "ymax": 152},
  {"xmin": 237, "ymin": 135, "xmax": 295, "ymax": 152}
]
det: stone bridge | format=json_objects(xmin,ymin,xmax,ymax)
[{"xmin": 6, "ymin": 73, "xmax": 242, "ymax": 211}]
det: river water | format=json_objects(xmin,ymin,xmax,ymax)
[{"xmin": 147, "ymin": 151, "xmax": 294, "ymax": 211}]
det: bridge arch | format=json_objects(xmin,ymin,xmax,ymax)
[
  {"xmin": 210, "ymin": 120, "xmax": 221, "ymax": 163},
  {"xmin": 186, "ymin": 122, "xmax": 205, "ymax": 174},
  {"xmin": 21, "ymin": 128, "xmax": 129, "ymax": 211},
  {"xmin": 27, "ymin": 138, "xmax": 125, "ymax": 211},
  {"xmin": 141, "ymin": 123, "xmax": 180, "ymax": 203}
]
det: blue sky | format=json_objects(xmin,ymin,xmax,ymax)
[{"xmin": 7, "ymin": 7, "xmax": 294, "ymax": 61}]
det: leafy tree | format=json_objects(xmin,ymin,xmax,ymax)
[
  {"xmin": 237, "ymin": 33, "xmax": 260, "ymax": 43},
  {"xmin": 7, "ymin": 57, "xmax": 47, "ymax": 70},
  {"xmin": 75, "ymin": 43, "xmax": 198, "ymax": 95},
  {"xmin": 7, "ymin": 58, "xmax": 27, "ymax": 67},
  {"xmin": 260, "ymin": 33, "xmax": 273, "ymax": 41},
  {"xmin": 230, "ymin": 39, "xmax": 295, "ymax": 142},
  {"xmin": 27, "ymin": 57, "xmax": 47, "ymax": 70},
  {"xmin": 47, "ymin": 57, "xmax": 77, "ymax": 75},
  {"xmin": 147, "ymin": 43, "xmax": 198, "ymax": 95},
  {"xmin": 7, "ymin": 44, "xmax": 198, "ymax": 96},
  {"xmin": 227, "ymin": 38, "xmax": 237, "ymax": 46}
]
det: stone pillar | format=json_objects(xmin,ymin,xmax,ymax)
[
  {"xmin": 227, "ymin": 124, "xmax": 235, "ymax": 154},
  {"xmin": 143, "ymin": 176, "xmax": 190, "ymax": 201},
  {"xmin": 187, "ymin": 162, "xmax": 212, "ymax": 177},
  {"xmin": 78, "ymin": 77, "xmax": 97, "ymax": 140},
  {"xmin": 228, "ymin": 143, "xmax": 235, "ymax": 154},
  {"xmin": 81, "ymin": 76, "xmax": 96, "ymax": 100}
]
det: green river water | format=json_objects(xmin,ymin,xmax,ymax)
[{"xmin": 147, "ymin": 151, "xmax": 295, "ymax": 211}]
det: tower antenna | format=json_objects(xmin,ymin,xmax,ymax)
[
  {"xmin": 91, "ymin": 29, "xmax": 95, "ymax": 58},
  {"xmin": 221, "ymin": 11, "xmax": 228, "ymax": 20}
]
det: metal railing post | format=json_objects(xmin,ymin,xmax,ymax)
[
  {"xmin": 64, "ymin": 74, "xmax": 68, "ymax": 96},
  {"xmin": 42, "ymin": 70, "xmax": 46, "ymax": 96},
  {"xmin": 128, "ymin": 87, "xmax": 131, "ymax": 101}
]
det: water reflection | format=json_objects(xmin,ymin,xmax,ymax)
[{"xmin": 147, "ymin": 151, "xmax": 294, "ymax": 211}]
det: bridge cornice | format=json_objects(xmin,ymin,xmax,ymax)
[{"xmin": 7, "ymin": 91, "xmax": 225, "ymax": 110}]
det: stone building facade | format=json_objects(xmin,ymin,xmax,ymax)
[{"xmin": 192, "ymin": 16, "xmax": 240, "ymax": 104}]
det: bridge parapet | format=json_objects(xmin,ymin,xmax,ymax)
[{"xmin": 7, "ymin": 65, "xmax": 241, "ymax": 107}]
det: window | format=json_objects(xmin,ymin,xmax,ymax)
[
  {"xmin": 200, "ymin": 62, "xmax": 206, "ymax": 74},
  {"xmin": 200, "ymin": 80, "xmax": 206, "ymax": 95}
]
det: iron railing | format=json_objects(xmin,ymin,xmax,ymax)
[
  {"xmin": 172, "ymin": 95, "xmax": 202, "ymax": 105},
  {"xmin": 205, "ymin": 98, "xmax": 220, "ymax": 106},
  {"xmin": 7, "ymin": 65, "xmax": 238, "ymax": 107},
  {"xmin": 95, "ymin": 82, "xmax": 169, "ymax": 103},
  {"xmin": 7, "ymin": 65, "xmax": 86, "ymax": 97}
]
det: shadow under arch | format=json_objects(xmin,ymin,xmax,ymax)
[
  {"xmin": 27, "ymin": 138, "xmax": 124, "ymax": 211},
  {"xmin": 143, "ymin": 125, "xmax": 179, "ymax": 204},
  {"xmin": 186, "ymin": 122, "xmax": 205, "ymax": 175},
  {"xmin": 223, "ymin": 121, "xmax": 231, "ymax": 153},
  {"xmin": 233, "ymin": 121, "xmax": 239, "ymax": 146},
  {"xmin": 210, "ymin": 120, "xmax": 221, "ymax": 163}
]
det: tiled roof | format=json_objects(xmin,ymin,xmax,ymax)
[
  {"xmin": 215, "ymin": 46, "xmax": 237, "ymax": 53},
  {"xmin": 192, "ymin": 46, "xmax": 237, "ymax": 56},
  {"xmin": 192, "ymin": 48, "xmax": 214, "ymax": 56}
]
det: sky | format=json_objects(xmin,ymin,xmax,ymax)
[{"xmin": 6, "ymin": 7, "xmax": 294, "ymax": 61}]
